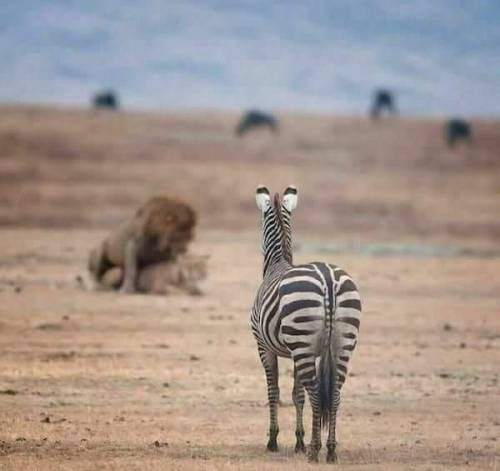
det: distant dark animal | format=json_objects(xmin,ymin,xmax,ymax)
[
  {"xmin": 235, "ymin": 110, "xmax": 278, "ymax": 136},
  {"xmin": 445, "ymin": 118, "xmax": 472, "ymax": 148},
  {"xmin": 93, "ymin": 90, "xmax": 119, "ymax": 110},
  {"xmin": 370, "ymin": 89, "xmax": 397, "ymax": 119}
]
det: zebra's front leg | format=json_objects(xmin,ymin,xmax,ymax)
[
  {"xmin": 292, "ymin": 365, "xmax": 306, "ymax": 453},
  {"xmin": 258, "ymin": 347, "xmax": 280, "ymax": 452},
  {"xmin": 326, "ymin": 388, "xmax": 341, "ymax": 463},
  {"xmin": 296, "ymin": 357, "xmax": 322, "ymax": 462}
]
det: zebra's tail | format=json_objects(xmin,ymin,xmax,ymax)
[{"xmin": 319, "ymin": 288, "xmax": 336, "ymax": 429}]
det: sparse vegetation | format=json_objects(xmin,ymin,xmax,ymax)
[{"xmin": 0, "ymin": 106, "xmax": 498, "ymax": 470}]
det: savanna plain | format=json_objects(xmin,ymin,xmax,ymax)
[{"xmin": 0, "ymin": 106, "xmax": 499, "ymax": 470}]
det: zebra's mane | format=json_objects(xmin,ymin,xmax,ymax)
[{"xmin": 272, "ymin": 196, "xmax": 292, "ymax": 264}]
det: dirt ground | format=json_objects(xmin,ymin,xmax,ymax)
[{"xmin": 0, "ymin": 106, "xmax": 499, "ymax": 470}]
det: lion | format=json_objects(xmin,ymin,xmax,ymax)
[
  {"xmin": 88, "ymin": 196, "xmax": 196, "ymax": 293},
  {"xmin": 94, "ymin": 254, "xmax": 208, "ymax": 296}
]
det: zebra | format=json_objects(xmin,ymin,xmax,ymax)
[{"xmin": 251, "ymin": 185, "xmax": 362, "ymax": 463}]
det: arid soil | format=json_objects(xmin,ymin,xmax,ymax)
[{"xmin": 0, "ymin": 106, "xmax": 499, "ymax": 470}]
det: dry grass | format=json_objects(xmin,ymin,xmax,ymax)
[
  {"xmin": 0, "ymin": 229, "xmax": 499, "ymax": 470},
  {"xmin": 0, "ymin": 106, "xmax": 499, "ymax": 470},
  {"xmin": 0, "ymin": 105, "xmax": 499, "ymax": 244}
]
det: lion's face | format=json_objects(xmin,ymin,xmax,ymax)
[
  {"xmin": 155, "ymin": 209, "xmax": 195, "ymax": 254},
  {"xmin": 138, "ymin": 197, "xmax": 197, "ymax": 264}
]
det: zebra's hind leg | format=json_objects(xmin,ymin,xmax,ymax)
[
  {"xmin": 292, "ymin": 365, "xmax": 306, "ymax": 453},
  {"xmin": 258, "ymin": 347, "xmax": 280, "ymax": 452},
  {"xmin": 326, "ymin": 389, "xmax": 340, "ymax": 463},
  {"xmin": 295, "ymin": 356, "xmax": 322, "ymax": 462}
]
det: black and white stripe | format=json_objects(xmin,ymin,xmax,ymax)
[{"xmin": 251, "ymin": 186, "xmax": 362, "ymax": 463}]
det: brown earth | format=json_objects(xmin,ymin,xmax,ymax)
[
  {"xmin": 1, "ymin": 105, "xmax": 499, "ymax": 243},
  {"xmin": 0, "ymin": 106, "xmax": 499, "ymax": 470}
]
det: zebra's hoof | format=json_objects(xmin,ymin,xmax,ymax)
[
  {"xmin": 295, "ymin": 440, "xmax": 306, "ymax": 453},
  {"xmin": 307, "ymin": 452, "xmax": 319, "ymax": 463},
  {"xmin": 266, "ymin": 440, "xmax": 279, "ymax": 452},
  {"xmin": 326, "ymin": 449, "xmax": 338, "ymax": 463}
]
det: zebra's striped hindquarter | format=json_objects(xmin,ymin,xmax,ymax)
[{"xmin": 253, "ymin": 262, "xmax": 362, "ymax": 388}]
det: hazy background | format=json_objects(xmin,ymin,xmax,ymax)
[{"xmin": 1, "ymin": 0, "xmax": 500, "ymax": 115}]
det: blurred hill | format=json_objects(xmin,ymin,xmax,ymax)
[{"xmin": 0, "ymin": 105, "xmax": 499, "ymax": 245}]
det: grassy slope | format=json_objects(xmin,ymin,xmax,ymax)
[{"xmin": 0, "ymin": 105, "xmax": 499, "ymax": 245}]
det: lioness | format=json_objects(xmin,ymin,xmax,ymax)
[{"xmin": 96, "ymin": 255, "xmax": 208, "ymax": 296}]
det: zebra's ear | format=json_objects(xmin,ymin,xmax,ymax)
[
  {"xmin": 256, "ymin": 185, "xmax": 271, "ymax": 212},
  {"xmin": 282, "ymin": 185, "xmax": 298, "ymax": 212}
]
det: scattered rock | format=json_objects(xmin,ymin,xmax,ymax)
[
  {"xmin": 443, "ymin": 323, "xmax": 453, "ymax": 332},
  {"xmin": 0, "ymin": 389, "xmax": 18, "ymax": 395},
  {"xmin": 41, "ymin": 416, "xmax": 51, "ymax": 423},
  {"xmin": 162, "ymin": 382, "xmax": 170, "ymax": 388},
  {"xmin": 14, "ymin": 286, "xmax": 22, "ymax": 293},
  {"xmin": 373, "ymin": 411, "xmax": 381, "ymax": 416},
  {"xmin": 154, "ymin": 440, "xmax": 168, "ymax": 447},
  {"xmin": 439, "ymin": 372, "xmax": 452, "ymax": 379},
  {"xmin": 189, "ymin": 355, "xmax": 201, "ymax": 361},
  {"xmin": 459, "ymin": 342, "xmax": 467, "ymax": 349}
]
